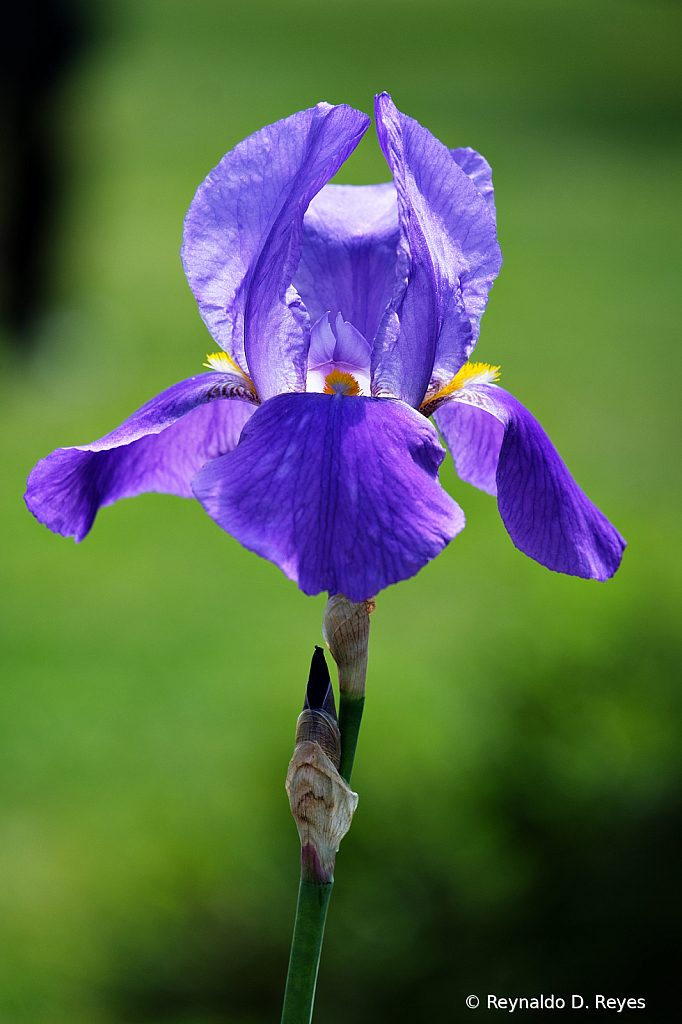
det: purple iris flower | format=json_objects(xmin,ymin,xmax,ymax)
[{"xmin": 25, "ymin": 93, "xmax": 625, "ymax": 603}]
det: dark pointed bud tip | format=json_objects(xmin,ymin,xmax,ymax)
[{"xmin": 305, "ymin": 646, "xmax": 333, "ymax": 712}]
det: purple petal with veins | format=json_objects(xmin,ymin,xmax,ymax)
[
  {"xmin": 332, "ymin": 313, "xmax": 371, "ymax": 367},
  {"xmin": 192, "ymin": 392, "xmax": 465, "ymax": 602},
  {"xmin": 25, "ymin": 374, "xmax": 256, "ymax": 542},
  {"xmin": 450, "ymin": 147, "xmax": 497, "ymax": 224},
  {"xmin": 295, "ymin": 183, "xmax": 399, "ymax": 346},
  {"xmin": 306, "ymin": 313, "xmax": 372, "ymax": 394},
  {"xmin": 435, "ymin": 384, "xmax": 625, "ymax": 580},
  {"xmin": 182, "ymin": 102, "xmax": 370, "ymax": 400},
  {"xmin": 372, "ymin": 93, "xmax": 502, "ymax": 406},
  {"xmin": 307, "ymin": 313, "xmax": 337, "ymax": 367}
]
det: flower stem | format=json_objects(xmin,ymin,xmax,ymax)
[
  {"xmin": 281, "ymin": 877, "xmax": 334, "ymax": 1024},
  {"xmin": 338, "ymin": 692, "xmax": 364, "ymax": 784}
]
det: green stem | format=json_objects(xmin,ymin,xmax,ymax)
[
  {"xmin": 338, "ymin": 692, "xmax": 365, "ymax": 784},
  {"xmin": 281, "ymin": 878, "xmax": 333, "ymax": 1024}
]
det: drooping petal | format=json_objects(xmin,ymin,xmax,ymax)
[
  {"xmin": 434, "ymin": 399, "xmax": 503, "ymax": 496},
  {"xmin": 181, "ymin": 103, "xmax": 370, "ymax": 400},
  {"xmin": 373, "ymin": 93, "xmax": 503, "ymax": 406},
  {"xmin": 434, "ymin": 386, "xmax": 626, "ymax": 580},
  {"xmin": 293, "ymin": 183, "xmax": 399, "ymax": 346},
  {"xmin": 450, "ymin": 147, "xmax": 497, "ymax": 224},
  {"xmin": 25, "ymin": 374, "xmax": 257, "ymax": 541},
  {"xmin": 192, "ymin": 392, "xmax": 465, "ymax": 602}
]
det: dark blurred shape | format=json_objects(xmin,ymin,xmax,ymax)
[{"xmin": 0, "ymin": 0, "xmax": 89, "ymax": 347}]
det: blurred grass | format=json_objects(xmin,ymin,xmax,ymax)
[{"xmin": 1, "ymin": 0, "xmax": 681, "ymax": 1021}]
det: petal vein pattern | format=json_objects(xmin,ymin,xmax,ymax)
[
  {"xmin": 192, "ymin": 393, "xmax": 465, "ymax": 602},
  {"xmin": 434, "ymin": 385, "xmax": 626, "ymax": 579},
  {"xmin": 294, "ymin": 183, "xmax": 399, "ymax": 347},
  {"xmin": 372, "ymin": 93, "xmax": 502, "ymax": 407},
  {"xmin": 182, "ymin": 103, "xmax": 370, "ymax": 401},
  {"xmin": 25, "ymin": 374, "xmax": 257, "ymax": 541},
  {"xmin": 450, "ymin": 147, "xmax": 497, "ymax": 224}
]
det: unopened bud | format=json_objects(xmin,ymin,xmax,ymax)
[
  {"xmin": 286, "ymin": 646, "xmax": 358, "ymax": 882},
  {"xmin": 294, "ymin": 646, "xmax": 341, "ymax": 768},
  {"xmin": 286, "ymin": 740, "xmax": 358, "ymax": 883},
  {"xmin": 322, "ymin": 595, "xmax": 375, "ymax": 698}
]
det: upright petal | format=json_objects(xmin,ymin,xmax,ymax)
[
  {"xmin": 331, "ymin": 313, "xmax": 372, "ymax": 368},
  {"xmin": 192, "ymin": 393, "xmax": 465, "ymax": 602},
  {"xmin": 450, "ymin": 147, "xmax": 497, "ymax": 224},
  {"xmin": 25, "ymin": 374, "xmax": 257, "ymax": 541},
  {"xmin": 181, "ymin": 104, "xmax": 370, "ymax": 400},
  {"xmin": 293, "ymin": 183, "xmax": 399, "ymax": 346},
  {"xmin": 373, "ymin": 93, "xmax": 502, "ymax": 406},
  {"xmin": 306, "ymin": 312, "xmax": 371, "ymax": 371},
  {"xmin": 434, "ymin": 386, "xmax": 626, "ymax": 580}
]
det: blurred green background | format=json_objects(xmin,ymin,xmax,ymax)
[{"xmin": 1, "ymin": 0, "xmax": 681, "ymax": 1020}]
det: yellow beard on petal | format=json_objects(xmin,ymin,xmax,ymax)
[
  {"xmin": 323, "ymin": 369, "xmax": 362, "ymax": 396},
  {"xmin": 421, "ymin": 361, "xmax": 500, "ymax": 413},
  {"xmin": 204, "ymin": 350, "xmax": 251, "ymax": 380}
]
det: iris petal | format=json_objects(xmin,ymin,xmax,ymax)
[
  {"xmin": 332, "ymin": 313, "xmax": 372, "ymax": 368},
  {"xmin": 181, "ymin": 103, "xmax": 370, "ymax": 401},
  {"xmin": 434, "ymin": 386, "xmax": 626, "ymax": 580},
  {"xmin": 450, "ymin": 147, "xmax": 497, "ymax": 224},
  {"xmin": 435, "ymin": 399, "xmax": 503, "ymax": 496},
  {"xmin": 307, "ymin": 312, "xmax": 371, "ymax": 371},
  {"xmin": 294, "ymin": 183, "xmax": 399, "ymax": 347},
  {"xmin": 307, "ymin": 313, "xmax": 337, "ymax": 366},
  {"xmin": 373, "ymin": 93, "xmax": 503, "ymax": 405},
  {"xmin": 25, "ymin": 374, "xmax": 256, "ymax": 541},
  {"xmin": 192, "ymin": 392, "xmax": 465, "ymax": 602}
]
